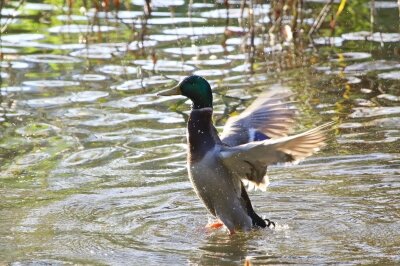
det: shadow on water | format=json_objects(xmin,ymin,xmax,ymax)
[{"xmin": 0, "ymin": 0, "xmax": 400, "ymax": 265}]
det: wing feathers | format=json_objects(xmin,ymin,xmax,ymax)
[
  {"xmin": 221, "ymin": 89, "xmax": 297, "ymax": 146},
  {"xmin": 220, "ymin": 122, "xmax": 334, "ymax": 189},
  {"xmin": 274, "ymin": 122, "xmax": 334, "ymax": 161}
]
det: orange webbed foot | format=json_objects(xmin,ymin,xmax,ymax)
[{"xmin": 206, "ymin": 220, "xmax": 224, "ymax": 229}]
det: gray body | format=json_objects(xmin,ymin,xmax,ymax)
[
  {"xmin": 188, "ymin": 146, "xmax": 253, "ymax": 232},
  {"xmin": 186, "ymin": 107, "xmax": 254, "ymax": 232}
]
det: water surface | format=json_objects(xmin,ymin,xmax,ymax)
[{"xmin": 1, "ymin": 1, "xmax": 399, "ymax": 265}]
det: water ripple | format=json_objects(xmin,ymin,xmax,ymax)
[
  {"xmin": 330, "ymin": 52, "xmax": 371, "ymax": 62},
  {"xmin": 146, "ymin": 17, "xmax": 207, "ymax": 25},
  {"xmin": 48, "ymin": 24, "xmax": 117, "ymax": 34},
  {"xmin": 62, "ymin": 147, "xmax": 124, "ymax": 167},
  {"xmin": 345, "ymin": 60, "xmax": 400, "ymax": 74},
  {"xmin": 342, "ymin": 31, "xmax": 370, "ymax": 41},
  {"xmin": 2, "ymin": 33, "xmax": 45, "ymax": 42},
  {"xmin": 378, "ymin": 70, "xmax": 400, "ymax": 80},
  {"xmin": 368, "ymin": 32, "xmax": 400, "ymax": 43},
  {"xmin": 164, "ymin": 44, "xmax": 234, "ymax": 55},
  {"xmin": 350, "ymin": 107, "xmax": 400, "ymax": 118},
  {"xmin": 110, "ymin": 76, "xmax": 180, "ymax": 91},
  {"xmin": 201, "ymin": 7, "xmax": 270, "ymax": 19},
  {"xmin": 72, "ymin": 74, "xmax": 109, "ymax": 81},
  {"xmin": 133, "ymin": 60, "xmax": 195, "ymax": 72},
  {"xmin": 1, "ymin": 86, "xmax": 37, "ymax": 94},
  {"xmin": 23, "ymin": 54, "xmax": 82, "ymax": 64},
  {"xmin": 69, "ymin": 91, "xmax": 109, "ymax": 102},
  {"xmin": 22, "ymin": 80, "xmax": 80, "ymax": 88},
  {"xmin": 132, "ymin": 0, "xmax": 184, "ymax": 7},
  {"xmin": 80, "ymin": 112, "xmax": 167, "ymax": 127},
  {"xmin": 15, "ymin": 123, "xmax": 61, "ymax": 137},
  {"xmin": 0, "ymin": 61, "xmax": 32, "ymax": 69},
  {"xmin": 163, "ymin": 26, "xmax": 245, "ymax": 36},
  {"xmin": 96, "ymin": 65, "xmax": 138, "ymax": 76}
]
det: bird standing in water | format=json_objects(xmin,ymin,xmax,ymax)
[{"xmin": 159, "ymin": 75, "xmax": 332, "ymax": 234}]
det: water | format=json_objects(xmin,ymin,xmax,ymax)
[{"xmin": 1, "ymin": 1, "xmax": 400, "ymax": 265}]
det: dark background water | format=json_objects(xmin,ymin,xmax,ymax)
[{"xmin": 0, "ymin": 0, "xmax": 399, "ymax": 265}]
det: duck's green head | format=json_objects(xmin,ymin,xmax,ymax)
[{"xmin": 158, "ymin": 75, "xmax": 213, "ymax": 109}]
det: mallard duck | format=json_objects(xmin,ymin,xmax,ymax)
[{"xmin": 158, "ymin": 75, "xmax": 332, "ymax": 234}]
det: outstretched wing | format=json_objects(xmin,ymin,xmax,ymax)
[
  {"xmin": 220, "ymin": 87, "xmax": 296, "ymax": 147},
  {"xmin": 220, "ymin": 122, "xmax": 334, "ymax": 191}
]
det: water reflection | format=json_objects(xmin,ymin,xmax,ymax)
[{"xmin": 193, "ymin": 233, "xmax": 252, "ymax": 265}]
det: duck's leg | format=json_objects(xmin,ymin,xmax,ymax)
[
  {"xmin": 215, "ymin": 214, "xmax": 238, "ymax": 235},
  {"xmin": 240, "ymin": 183, "xmax": 271, "ymax": 228},
  {"xmin": 206, "ymin": 220, "xmax": 224, "ymax": 229}
]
